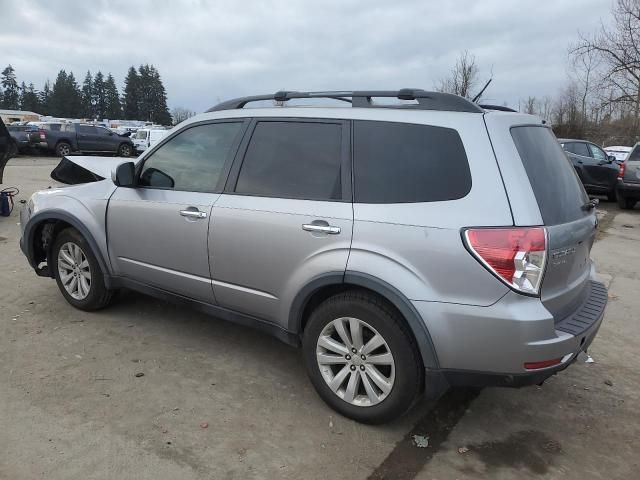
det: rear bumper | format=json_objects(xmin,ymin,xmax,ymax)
[
  {"xmin": 616, "ymin": 179, "xmax": 640, "ymax": 197},
  {"xmin": 414, "ymin": 275, "xmax": 607, "ymax": 385}
]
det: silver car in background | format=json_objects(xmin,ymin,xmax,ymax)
[{"xmin": 19, "ymin": 90, "xmax": 607, "ymax": 424}]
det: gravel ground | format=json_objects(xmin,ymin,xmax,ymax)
[{"xmin": 0, "ymin": 156, "xmax": 638, "ymax": 479}]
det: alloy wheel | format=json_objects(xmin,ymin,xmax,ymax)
[
  {"xmin": 316, "ymin": 317, "xmax": 395, "ymax": 407},
  {"xmin": 57, "ymin": 242, "xmax": 91, "ymax": 300}
]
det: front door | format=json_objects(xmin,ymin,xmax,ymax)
[
  {"xmin": 76, "ymin": 125, "xmax": 101, "ymax": 151},
  {"xmin": 210, "ymin": 119, "xmax": 353, "ymax": 326},
  {"xmin": 107, "ymin": 120, "xmax": 247, "ymax": 302}
]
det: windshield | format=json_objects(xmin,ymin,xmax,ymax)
[{"xmin": 136, "ymin": 130, "xmax": 148, "ymax": 139}]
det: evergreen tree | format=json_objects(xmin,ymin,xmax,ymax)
[
  {"xmin": 1, "ymin": 65, "xmax": 20, "ymax": 109},
  {"xmin": 104, "ymin": 74, "xmax": 122, "ymax": 119},
  {"xmin": 81, "ymin": 71, "xmax": 94, "ymax": 118},
  {"xmin": 92, "ymin": 71, "xmax": 106, "ymax": 119},
  {"xmin": 22, "ymin": 83, "xmax": 41, "ymax": 112},
  {"xmin": 66, "ymin": 71, "xmax": 82, "ymax": 117},
  {"xmin": 19, "ymin": 81, "xmax": 27, "ymax": 110},
  {"xmin": 122, "ymin": 66, "xmax": 139, "ymax": 120},
  {"xmin": 49, "ymin": 70, "xmax": 69, "ymax": 116},
  {"xmin": 149, "ymin": 66, "xmax": 172, "ymax": 125},
  {"xmin": 39, "ymin": 80, "xmax": 52, "ymax": 116}
]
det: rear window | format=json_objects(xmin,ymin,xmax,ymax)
[
  {"xmin": 627, "ymin": 145, "xmax": 640, "ymax": 162},
  {"xmin": 511, "ymin": 127, "xmax": 588, "ymax": 225},
  {"xmin": 353, "ymin": 120, "xmax": 471, "ymax": 203}
]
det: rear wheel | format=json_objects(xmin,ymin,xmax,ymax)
[
  {"xmin": 118, "ymin": 143, "xmax": 132, "ymax": 157},
  {"xmin": 52, "ymin": 228, "xmax": 114, "ymax": 311},
  {"xmin": 56, "ymin": 141, "xmax": 71, "ymax": 157},
  {"xmin": 617, "ymin": 193, "xmax": 637, "ymax": 210},
  {"xmin": 303, "ymin": 291, "xmax": 422, "ymax": 424}
]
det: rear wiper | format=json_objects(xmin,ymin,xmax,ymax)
[{"xmin": 582, "ymin": 198, "xmax": 599, "ymax": 211}]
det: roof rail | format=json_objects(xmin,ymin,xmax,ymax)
[
  {"xmin": 479, "ymin": 104, "xmax": 517, "ymax": 112},
  {"xmin": 207, "ymin": 89, "xmax": 484, "ymax": 113}
]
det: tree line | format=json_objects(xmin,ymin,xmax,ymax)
[
  {"xmin": 0, "ymin": 64, "xmax": 172, "ymax": 125},
  {"xmin": 437, "ymin": 0, "xmax": 640, "ymax": 147}
]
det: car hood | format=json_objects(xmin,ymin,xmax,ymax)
[{"xmin": 51, "ymin": 155, "xmax": 134, "ymax": 184}]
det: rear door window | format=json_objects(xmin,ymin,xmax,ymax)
[
  {"xmin": 234, "ymin": 121, "xmax": 343, "ymax": 201},
  {"xmin": 353, "ymin": 120, "xmax": 471, "ymax": 203},
  {"xmin": 511, "ymin": 127, "xmax": 588, "ymax": 225}
]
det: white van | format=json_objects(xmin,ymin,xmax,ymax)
[{"xmin": 133, "ymin": 128, "xmax": 168, "ymax": 153}]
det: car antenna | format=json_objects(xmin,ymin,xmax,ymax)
[{"xmin": 472, "ymin": 78, "xmax": 492, "ymax": 103}]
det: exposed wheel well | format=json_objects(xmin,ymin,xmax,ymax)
[{"xmin": 31, "ymin": 219, "xmax": 75, "ymax": 275}]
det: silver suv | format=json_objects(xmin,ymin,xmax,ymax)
[{"xmin": 19, "ymin": 90, "xmax": 607, "ymax": 424}]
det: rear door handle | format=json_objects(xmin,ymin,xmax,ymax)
[
  {"xmin": 180, "ymin": 209, "xmax": 207, "ymax": 219},
  {"xmin": 302, "ymin": 224, "xmax": 341, "ymax": 234}
]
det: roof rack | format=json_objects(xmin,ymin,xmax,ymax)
[
  {"xmin": 479, "ymin": 104, "xmax": 517, "ymax": 112},
  {"xmin": 207, "ymin": 89, "xmax": 484, "ymax": 113}
]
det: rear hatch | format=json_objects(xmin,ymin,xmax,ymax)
[
  {"xmin": 622, "ymin": 144, "xmax": 640, "ymax": 184},
  {"xmin": 508, "ymin": 124, "xmax": 596, "ymax": 321}
]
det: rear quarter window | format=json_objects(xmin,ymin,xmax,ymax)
[
  {"xmin": 353, "ymin": 120, "xmax": 471, "ymax": 203},
  {"xmin": 511, "ymin": 126, "xmax": 588, "ymax": 225}
]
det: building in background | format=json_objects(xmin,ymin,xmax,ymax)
[{"xmin": 0, "ymin": 109, "xmax": 41, "ymax": 124}]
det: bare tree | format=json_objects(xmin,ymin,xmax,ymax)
[
  {"xmin": 437, "ymin": 51, "xmax": 481, "ymax": 99},
  {"xmin": 523, "ymin": 96, "xmax": 537, "ymax": 115},
  {"xmin": 171, "ymin": 107, "xmax": 196, "ymax": 125},
  {"xmin": 571, "ymin": 0, "xmax": 640, "ymax": 123}
]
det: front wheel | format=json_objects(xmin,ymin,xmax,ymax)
[
  {"xmin": 52, "ymin": 228, "xmax": 114, "ymax": 311},
  {"xmin": 303, "ymin": 291, "xmax": 423, "ymax": 424},
  {"xmin": 118, "ymin": 143, "xmax": 132, "ymax": 157}
]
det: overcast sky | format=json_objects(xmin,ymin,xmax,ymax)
[{"xmin": 1, "ymin": 0, "xmax": 613, "ymax": 113}]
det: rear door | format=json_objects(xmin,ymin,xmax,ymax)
[
  {"xmin": 77, "ymin": 125, "xmax": 100, "ymax": 151},
  {"xmin": 510, "ymin": 126, "xmax": 595, "ymax": 320},
  {"xmin": 623, "ymin": 144, "xmax": 640, "ymax": 185},
  {"xmin": 94, "ymin": 126, "xmax": 118, "ymax": 151},
  {"xmin": 107, "ymin": 120, "xmax": 246, "ymax": 302},
  {"xmin": 209, "ymin": 119, "xmax": 352, "ymax": 325}
]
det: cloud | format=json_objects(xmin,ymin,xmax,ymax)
[{"xmin": 0, "ymin": 0, "xmax": 612, "ymax": 112}]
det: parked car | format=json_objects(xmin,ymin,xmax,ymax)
[
  {"xmin": 615, "ymin": 142, "xmax": 640, "ymax": 209},
  {"xmin": 559, "ymin": 139, "xmax": 619, "ymax": 201},
  {"xmin": 604, "ymin": 145, "xmax": 632, "ymax": 163},
  {"xmin": 132, "ymin": 128, "xmax": 168, "ymax": 153},
  {"xmin": 0, "ymin": 117, "xmax": 12, "ymax": 183},
  {"xmin": 36, "ymin": 123, "xmax": 134, "ymax": 157},
  {"xmin": 19, "ymin": 90, "xmax": 606, "ymax": 424},
  {"xmin": 6, "ymin": 124, "xmax": 40, "ymax": 154}
]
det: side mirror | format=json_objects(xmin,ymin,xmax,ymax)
[
  {"xmin": 112, "ymin": 162, "xmax": 135, "ymax": 187},
  {"xmin": 608, "ymin": 155, "xmax": 616, "ymax": 163}
]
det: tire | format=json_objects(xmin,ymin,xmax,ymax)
[
  {"xmin": 302, "ymin": 290, "xmax": 423, "ymax": 424},
  {"xmin": 52, "ymin": 228, "xmax": 114, "ymax": 311},
  {"xmin": 617, "ymin": 193, "xmax": 637, "ymax": 210},
  {"xmin": 56, "ymin": 141, "xmax": 71, "ymax": 157},
  {"xmin": 118, "ymin": 143, "xmax": 132, "ymax": 157}
]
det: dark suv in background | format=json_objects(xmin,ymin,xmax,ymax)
[
  {"xmin": 616, "ymin": 142, "xmax": 640, "ymax": 209},
  {"xmin": 559, "ymin": 139, "xmax": 619, "ymax": 201}
]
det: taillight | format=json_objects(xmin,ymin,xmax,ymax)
[
  {"xmin": 618, "ymin": 162, "xmax": 625, "ymax": 178},
  {"xmin": 464, "ymin": 227, "xmax": 547, "ymax": 296},
  {"xmin": 39, "ymin": 129, "xmax": 46, "ymax": 140}
]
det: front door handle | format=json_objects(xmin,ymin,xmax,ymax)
[
  {"xmin": 302, "ymin": 224, "xmax": 341, "ymax": 234},
  {"xmin": 180, "ymin": 209, "xmax": 207, "ymax": 219}
]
